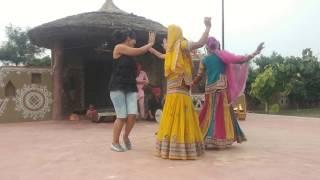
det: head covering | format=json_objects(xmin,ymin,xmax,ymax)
[
  {"xmin": 206, "ymin": 37, "xmax": 221, "ymax": 53},
  {"xmin": 207, "ymin": 37, "xmax": 249, "ymax": 103},
  {"xmin": 164, "ymin": 25, "xmax": 192, "ymax": 78},
  {"xmin": 166, "ymin": 25, "xmax": 183, "ymax": 52}
]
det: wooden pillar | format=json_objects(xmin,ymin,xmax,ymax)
[{"xmin": 52, "ymin": 42, "xmax": 64, "ymax": 120}]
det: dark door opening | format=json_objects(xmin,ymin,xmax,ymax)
[{"xmin": 84, "ymin": 53, "xmax": 113, "ymax": 110}]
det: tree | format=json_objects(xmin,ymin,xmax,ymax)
[
  {"xmin": 245, "ymin": 63, "xmax": 260, "ymax": 107},
  {"xmin": 300, "ymin": 48, "xmax": 320, "ymax": 106},
  {"xmin": 0, "ymin": 25, "xmax": 51, "ymax": 66},
  {"xmin": 254, "ymin": 52, "xmax": 284, "ymax": 73},
  {"xmin": 250, "ymin": 65, "xmax": 277, "ymax": 113},
  {"xmin": 249, "ymin": 49, "xmax": 320, "ymax": 111},
  {"xmin": 26, "ymin": 56, "xmax": 51, "ymax": 67}
]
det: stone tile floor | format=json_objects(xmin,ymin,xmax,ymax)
[{"xmin": 0, "ymin": 113, "xmax": 319, "ymax": 180}]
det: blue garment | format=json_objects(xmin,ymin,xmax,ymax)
[
  {"xmin": 110, "ymin": 91, "xmax": 138, "ymax": 119},
  {"xmin": 202, "ymin": 54, "xmax": 225, "ymax": 85}
]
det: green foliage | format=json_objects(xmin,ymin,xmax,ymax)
[
  {"xmin": 254, "ymin": 52, "xmax": 284, "ymax": 73},
  {"xmin": 249, "ymin": 48, "xmax": 320, "ymax": 110},
  {"xmin": 270, "ymin": 104, "xmax": 280, "ymax": 113},
  {"xmin": 250, "ymin": 65, "xmax": 276, "ymax": 112},
  {"xmin": 26, "ymin": 56, "xmax": 51, "ymax": 67},
  {"xmin": 0, "ymin": 25, "xmax": 51, "ymax": 66}
]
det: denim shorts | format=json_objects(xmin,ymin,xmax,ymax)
[{"xmin": 110, "ymin": 90, "xmax": 138, "ymax": 119}]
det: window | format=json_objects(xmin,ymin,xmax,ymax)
[
  {"xmin": 31, "ymin": 73, "xmax": 42, "ymax": 84},
  {"xmin": 5, "ymin": 81, "xmax": 16, "ymax": 97}
]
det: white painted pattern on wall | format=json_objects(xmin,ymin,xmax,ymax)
[
  {"xmin": 0, "ymin": 70, "xmax": 10, "ymax": 87},
  {"xmin": 0, "ymin": 98, "xmax": 9, "ymax": 116},
  {"xmin": 14, "ymin": 84, "xmax": 52, "ymax": 120}
]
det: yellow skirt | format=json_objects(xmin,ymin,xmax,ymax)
[{"xmin": 156, "ymin": 92, "xmax": 204, "ymax": 160}]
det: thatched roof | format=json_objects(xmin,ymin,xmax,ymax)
[
  {"xmin": 99, "ymin": 0, "xmax": 128, "ymax": 14},
  {"xmin": 28, "ymin": 0, "xmax": 167, "ymax": 49}
]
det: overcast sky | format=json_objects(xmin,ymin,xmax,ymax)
[{"xmin": 0, "ymin": 0, "xmax": 319, "ymax": 57}]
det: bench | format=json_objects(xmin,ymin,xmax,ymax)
[{"xmin": 95, "ymin": 109, "xmax": 117, "ymax": 122}]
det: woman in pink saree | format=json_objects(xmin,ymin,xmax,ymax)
[
  {"xmin": 136, "ymin": 63, "xmax": 149, "ymax": 119},
  {"xmin": 192, "ymin": 37, "xmax": 264, "ymax": 149}
]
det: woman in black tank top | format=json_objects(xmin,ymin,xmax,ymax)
[
  {"xmin": 109, "ymin": 55, "xmax": 137, "ymax": 92},
  {"xmin": 108, "ymin": 29, "xmax": 155, "ymax": 152}
]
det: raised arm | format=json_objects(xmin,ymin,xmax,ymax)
[
  {"xmin": 189, "ymin": 17, "xmax": 211, "ymax": 51},
  {"xmin": 116, "ymin": 44, "xmax": 152, "ymax": 57},
  {"xmin": 115, "ymin": 32, "xmax": 156, "ymax": 57},
  {"xmin": 218, "ymin": 42, "xmax": 265, "ymax": 64},
  {"xmin": 149, "ymin": 48, "xmax": 165, "ymax": 60},
  {"xmin": 247, "ymin": 42, "xmax": 265, "ymax": 61}
]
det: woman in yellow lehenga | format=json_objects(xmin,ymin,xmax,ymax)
[{"xmin": 149, "ymin": 17, "xmax": 211, "ymax": 160}]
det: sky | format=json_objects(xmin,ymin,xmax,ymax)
[{"xmin": 0, "ymin": 0, "xmax": 319, "ymax": 57}]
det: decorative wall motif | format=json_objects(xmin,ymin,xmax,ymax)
[
  {"xmin": 0, "ymin": 70, "xmax": 10, "ymax": 87},
  {"xmin": 14, "ymin": 84, "xmax": 52, "ymax": 120},
  {"xmin": 0, "ymin": 98, "xmax": 9, "ymax": 116}
]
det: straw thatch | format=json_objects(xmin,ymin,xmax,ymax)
[{"xmin": 28, "ymin": 0, "xmax": 166, "ymax": 48}]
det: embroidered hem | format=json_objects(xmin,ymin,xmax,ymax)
[{"xmin": 156, "ymin": 139, "xmax": 204, "ymax": 160}]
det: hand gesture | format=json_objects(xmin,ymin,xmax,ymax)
[
  {"xmin": 162, "ymin": 38, "xmax": 167, "ymax": 50},
  {"xmin": 255, "ymin": 42, "xmax": 265, "ymax": 54},
  {"xmin": 204, "ymin": 17, "xmax": 212, "ymax": 28}
]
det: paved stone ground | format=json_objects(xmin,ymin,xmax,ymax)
[{"xmin": 0, "ymin": 114, "xmax": 319, "ymax": 180}]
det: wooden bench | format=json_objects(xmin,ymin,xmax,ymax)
[{"xmin": 95, "ymin": 109, "xmax": 116, "ymax": 122}]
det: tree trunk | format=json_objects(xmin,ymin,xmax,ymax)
[
  {"xmin": 52, "ymin": 42, "xmax": 64, "ymax": 120},
  {"xmin": 295, "ymin": 101, "xmax": 300, "ymax": 111},
  {"xmin": 264, "ymin": 102, "xmax": 269, "ymax": 113}
]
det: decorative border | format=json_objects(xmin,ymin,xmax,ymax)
[
  {"xmin": 191, "ymin": 94, "xmax": 205, "ymax": 110},
  {"xmin": 0, "ymin": 66, "xmax": 52, "ymax": 73},
  {"xmin": 0, "ymin": 66, "xmax": 52, "ymax": 87}
]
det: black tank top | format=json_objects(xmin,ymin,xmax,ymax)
[{"xmin": 109, "ymin": 55, "xmax": 137, "ymax": 92}]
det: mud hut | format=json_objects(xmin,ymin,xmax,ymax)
[{"xmin": 28, "ymin": 0, "xmax": 166, "ymax": 120}]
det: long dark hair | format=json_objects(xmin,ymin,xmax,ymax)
[{"xmin": 113, "ymin": 29, "xmax": 137, "ymax": 45}]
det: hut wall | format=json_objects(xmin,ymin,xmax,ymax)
[{"xmin": 0, "ymin": 67, "xmax": 52, "ymax": 123}]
